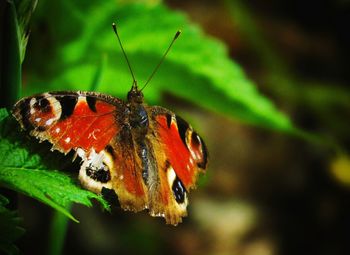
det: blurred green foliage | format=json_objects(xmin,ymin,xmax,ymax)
[
  {"xmin": 0, "ymin": 194, "xmax": 24, "ymax": 255},
  {"xmin": 226, "ymin": 0, "xmax": 350, "ymax": 149},
  {"xmin": 24, "ymin": 0, "xmax": 297, "ymax": 133}
]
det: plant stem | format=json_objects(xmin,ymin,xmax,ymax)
[
  {"xmin": 0, "ymin": 0, "xmax": 22, "ymax": 109},
  {"xmin": 47, "ymin": 204, "xmax": 72, "ymax": 255},
  {"xmin": 0, "ymin": 0, "xmax": 22, "ymax": 214}
]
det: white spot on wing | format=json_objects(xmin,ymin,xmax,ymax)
[
  {"xmin": 55, "ymin": 127, "xmax": 60, "ymax": 133},
  {"xmin": 78, "ymin": 96, "xmax": 86, "ymax": 103},
  {"xmin": 171, "ymin": 115, "xmax": 176, "ymax": 124},
  {"xmin": 88, "ymin": 129, "xmax": 100, "ymax": 140},
  {"xmin": 35, "ymin": 117, "xmax": 41, "ymax": 122},
  {"xmin": 45, "ymin": 118, "xmax": 54, "ymax": 126},
  {"xmin": 64, "ymin": 137, "xmax": 71, "ymax": 143},
  {"xmin": 77, "ymin": 148, "xmax": 86, "ymax": 159}
]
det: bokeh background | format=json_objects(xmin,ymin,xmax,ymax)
[{"xmin": 5, "ymin": 0, "xmax": 350, "ymax": 254}]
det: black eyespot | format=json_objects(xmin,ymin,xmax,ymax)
[
  {"xmin": 86, "ymin": 163, "xmax": 111, "ymax": 183},
  {"xmin": 172, "ymin": 176, "xmax": 187, "ymax": 204},
  {"xmin": 33, "ymin": 96, "xmax": 51, "ymax": 113},
  {"xmin": 56, "ymin": 95, "xmax": 78, "ymax": 120},
  {"xmin": 175, "ymin": 115, "xmax": 189, "ymax": 149},
  {"xmin": 86, "ymin": 96, "xmax": 97, "ymax": 112}
]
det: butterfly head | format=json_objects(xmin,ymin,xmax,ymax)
[
  {"xmin": 127, "ymin": 82, "xmax": 144, "ymax": 104},
  {"xmin": 112, "ymin": 23, "xmax": 180, "ymax": 105}
]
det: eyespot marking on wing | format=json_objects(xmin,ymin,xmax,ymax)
[
  {"xmin": 85, "ymin": 162, "xmax": 111, "ymax": 183},
  {"xmin": 34, "ymin": 96, "xmax": 51, "ymax": 113},
  {"xmin": 166, "ymin": 163, "xmax": 188, "ymax": 205},
  {"xmin": 78, "ymin": 148, "xmax": 113, "ymax": 193}
]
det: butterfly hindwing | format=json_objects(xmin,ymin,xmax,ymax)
[
  {"xmin": 77, "ymin": 132, "xmax": 148, "ymax": 212},
  {"xmin": 144, "ymin": 106, "xmax": 208, "ymax": 224}
]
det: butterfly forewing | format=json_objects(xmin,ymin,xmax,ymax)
[{"xmin": 12, "ymin": 92, "xmax": 124, "ymax": 154}]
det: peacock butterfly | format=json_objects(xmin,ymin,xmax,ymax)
[{"xmin": 12, "ymin": 23, "xmax": 208, "ymax": 225}]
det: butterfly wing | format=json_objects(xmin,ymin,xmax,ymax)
[
  {"xmin": 12, "ymin": 93, "xmax": 207, "ymax": 224},
  {"xmin": 145, "ymin": 106, "xmax": 208, "ymax": 225},
  {"xmin": 12, "ymin": 91, "xmax": 122, "ymax": 154},
  {"xmin": 12, "ymin": 91, "xmax": 148, "ymax": 211}
]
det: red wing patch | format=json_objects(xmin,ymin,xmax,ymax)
[
  {"xmin": 12, "ymin": 92, "xmax": 123, "ymax": 154},
  {"xmin": 48, "ymin": 99, "xmax": 117, "ymax": 153},
  {"xmin": 143, "ymin": 109, "xmax": 208, "ymax": 224},
  {"xmin": 155, "ymin": 113, "xmax": 207, "ymax": 189}
]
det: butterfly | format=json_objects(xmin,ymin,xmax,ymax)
[{"xmin": 11, "ymin": 23, "xmax": 208, "ymax": 225}]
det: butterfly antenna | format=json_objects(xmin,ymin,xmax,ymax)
[
  {"xmin": 140, "ymin": 30, "xmax": 181, "ymax": 91},
  {"xmin": 112, "ymin": 22, "xmax": 137, "ymax": 88}
]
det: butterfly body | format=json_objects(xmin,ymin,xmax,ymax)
[{"xmin": 12, "ymin": 85, "xmax": 208, "ymax": 225}]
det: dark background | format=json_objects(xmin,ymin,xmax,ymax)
[{"xmin": 16, "ymin": 0, "xmax": 350, "ymax": 254}]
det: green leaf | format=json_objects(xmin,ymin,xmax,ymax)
[
  {"xmin": 0, "ymin": 194, "xmax": 25, "ymax": 255},
  {"xmin": 0, "ymin": 109, "xmax": 109, "ymax": 222},
  {"xmin": 24, "ymin": 1, "xmax": 297, "ymax": 134}
]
